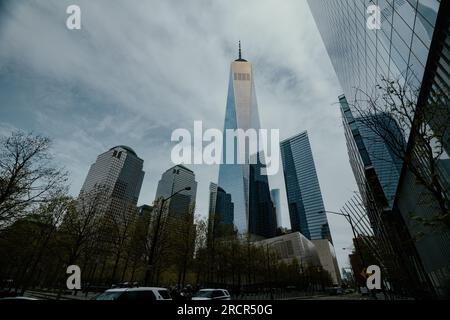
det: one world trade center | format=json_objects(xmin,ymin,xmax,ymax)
[{"xmin": 216, "ymin": 43, "xmax": 277, "ymax": 239}]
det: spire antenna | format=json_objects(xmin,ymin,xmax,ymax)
[
  {"xmin": 235, "ymin": 40, "xmax": 247, "ymax": 62},
  {"xmin": 239, "ymin": 40, "xmax": 242, "ymax": 60}
]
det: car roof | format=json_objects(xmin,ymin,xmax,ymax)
[
  {"xmin": 199, "ymin": 289, "xmax": 228, "ymax": 292},
  {"xmin": 0, "ymin": 297, "xmax": 39, "ymax": 300},
  {"xmin": 105, "ymin": 287, "xmax": 168, "ymax": 292}
]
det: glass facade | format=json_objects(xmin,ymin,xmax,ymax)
[
  {"xmin": 308, "ymin": 1, "xmax": 449, "ymax": 155},
  {"xmin": 280, "ymin": 131, "xmax": 331, "ymax": 242},
  {"xmin": 339, "ymin": 94, "xmax": 412, "ymax": 275},
  {"xmin": 217, "ymin": 54, "xmax": 277, "ymax": 238},
  {"xmin": 308, "ymin": 0, "xmax": 439, "ymax": 101},
  {"xmin": 208, "ymin": 182, "xmax": 235, "ymax": 239},
  {"xmin": 339, "ymin": 95, "xmax": 404, "ymax": 208}
]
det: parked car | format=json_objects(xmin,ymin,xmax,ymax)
[
  {"xmin": 95, "ymin": 287, "xmax": 172, "ymax": 301},
  {"xmin": 0, "ymin": 289, "xmax": 16, "ymax": 299},
  {"xmin": 0, "ymin": 296, "xmax": 39, "ymax": 300},
  {"xmin": 192, "ymin": 289, "xmax": 231, "ymax": 300}
]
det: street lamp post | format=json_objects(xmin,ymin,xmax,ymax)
[
  {"xmin": 319, "ymin": 210, "xmax": 366, "ymax": 268},
  {"xmin": 320, "ymin": 209, "xmax": 370, "ymax": 296},
  {"xmin": 144, "ymin": 186, "xmax": 191, "ymax": 286}
]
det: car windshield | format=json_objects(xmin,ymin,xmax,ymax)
[
  {"xmin": 158, "ymin": 290, "xmax": 171, "ymax": 299},
  {"xmin": 193, "ymin": 290, "xmax": 213, "ymax": 298},
  {"xmin": 96, "ymin": 291, "xmax": 123, "ymax": 300}
]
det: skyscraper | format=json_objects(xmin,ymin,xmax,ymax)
[
  {"xmin": 280, "ymin": 131, "xmax": 331, "ymax": 242},
  {"xmin": 208, "ymin": 182, "xmax": 218, "ymax": 236},
  {"xmin": 155, "ymin": 164, "xmax": 197, "ymax": 217},
  {"xmin": 217, "ymin": 43, "xmax": 276, "ymax": 238},
  {"xmin": 208, "ymin": 182, "xmax": 234, "ymax": 238},
  {"xmin": 80, "ymin": 145, "xmax": 145, "ymax": 221},
  {"xmin": 339, "ymin": 95, "xmax": 404, "ymax": 215}
]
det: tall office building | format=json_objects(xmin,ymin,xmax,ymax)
[
  {"xmin": 309, "ymin": 1, "xmax": 450, "ymax": 297},
  {"xmin": 280, "ymin": 131, "xmax": 331, "ymax": 242},
  {"xmin": 208, "ymin": 182, "xmax": 218, "ymax": 236},
  {"xmin": 217, "ymin": 43, "xmax": 277, "ymax": 238},
  {"xmin": 208, "ymin": 182, "xmax": 234, "ymax": 238},
  {"xmin": 80, "ymin": 145, "xmax": 144, "ymax": 221},
  {"xmin": 339, "ymin": 95, "xmax": 404, "ymax": 210},
  {"xmin": 154, "ymin": 165, "xmax": 197, "ymax": 217}
]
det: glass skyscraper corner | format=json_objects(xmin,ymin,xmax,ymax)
[
  {"xmin": 208, "ymin": 182, "xmax": 235, "ymax": 238},
  {"xmin": 308, "ymin": 0, "xmax": 449, "ymax": 153},
  {"xmin": 307, "ymin": 0, "xmax": 444, "ymax": 104},
  {"xmin": 280, "ymin": 131, "xmax": 331, "ymax": 242},
  {"xmin": 339, "ymin": 95, "xmax": 405, "ymax": 209},
  {"xmin": 217, "ymin": 46, "xmax": 277, "ymax": 239}
]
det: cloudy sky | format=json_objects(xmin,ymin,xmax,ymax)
[{"xmin": 0, "ymin": 0, "xmax": 358, "ymax": 271}]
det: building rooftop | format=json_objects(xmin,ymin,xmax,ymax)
[
  {"xmin": 110, "ymin": 145, "xmax": 137, "ymax": 157},
  {"xmin": 280, "ymin": 130, "xmax": 308, "ymax": 145},
  {"xmin": 168, "ymin": 164, "xmax": 194, "ymax": 173}
]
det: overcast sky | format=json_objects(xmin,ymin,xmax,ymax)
[{"xmin": 0, "ymin": 0, "xmax": 359, "ymax": 272}]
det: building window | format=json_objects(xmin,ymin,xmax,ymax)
[{"xmin": 234, "ymin": 73, "xmax": 250, "ymax": 81}]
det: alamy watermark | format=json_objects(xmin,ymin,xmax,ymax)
[
  {"xmin": 66, "ymin": 265, "xmax": 81, "ymax": 290},
  {"xmin": 171, "ymin": 121, "xmax": 280, "ymax": 176},
  {"xmin": 366, "ymin": 265, "xmax": 381, "ymax": 290},
  {"xmin": 66, "ymin": 5, "xmax": 81, "ymax": 30},
  {"xmin": 367, "ymin": 5, "xmax": 381, "ymax": 30},
  {"xmin": 65, "ymin": 4, "xmax": 380, "ymax": 31}
]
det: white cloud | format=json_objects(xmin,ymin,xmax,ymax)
[{"xmin": 0, "ymin": 0, "xmax": 358, "ymax": 271}]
